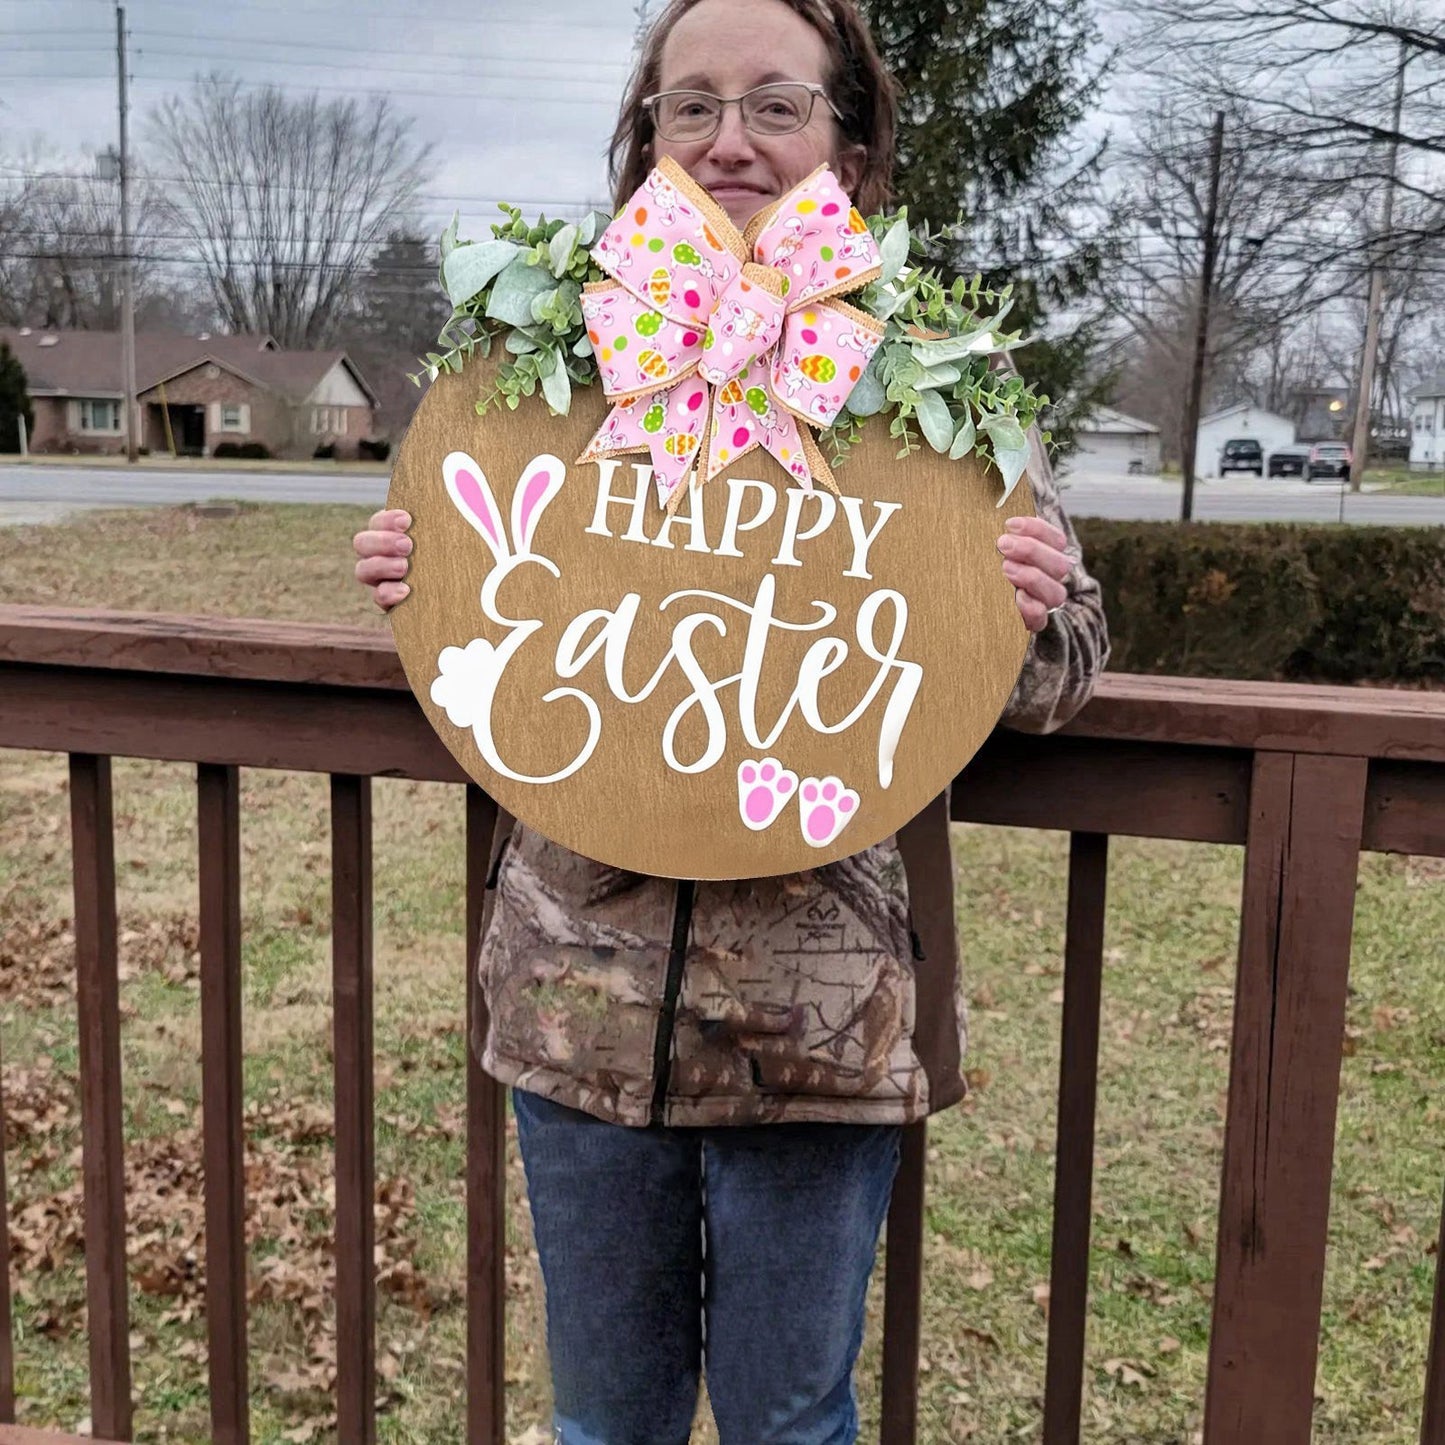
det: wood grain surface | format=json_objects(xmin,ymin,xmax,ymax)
[{"xmin": 387, "ymin": 366, "xmax": 1032, "ymax": 878}]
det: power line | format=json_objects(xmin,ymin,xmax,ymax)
[
  {"xmin": 129, "ymin": 44, "xmax": 625, "ymax": 86},
  {"xmin": 127, "ymin": 28, "xmax": 632, "ymax": 69},
  {"xmin": 0, "ymin": 173, "xmax": 599, "ymax": 213},
  {"xmin": 0, "ymin": 0, "xmax": 638, "ymax": 35},
  {"xmin": 127, "ymin": 69, "xmax": 621, "ymax": 106},
  {"xmin": 0, "ymin": 0, "xmax": 636, "ymax": 32}
]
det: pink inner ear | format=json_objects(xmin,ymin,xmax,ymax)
[
  {"xmin": 454, "ymin": 469, "xmax": 498, "ymax": 542},
  {"xmin": 518, "ymin": 466, "xmax": 554, "ymax": 536}
]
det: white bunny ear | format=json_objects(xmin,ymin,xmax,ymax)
[
  {"xmin": 443, "ymin": 451, "xmax": 509, "ymax": 570},
  {"xmin": 510, "ymin": 454, "xmax": 566, "ymax": 556}
]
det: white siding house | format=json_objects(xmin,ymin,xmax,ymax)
[
  {"xmin": 1067, "ymin": 407, "xmax": 1162, "ymax": 477},
  {"xmin": 1196, "ymin": 404, "xmax": 1296, "ymax": 477},
  {"xmin": 1410, "ymin": 380, "xmax": 1445, "ymax": 470}
]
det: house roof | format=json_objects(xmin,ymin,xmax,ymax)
[
  {"xmin": 1199, "ymin": 402, "xmax": 1293, "ymax": 427},
  {"xmin": 0, "ymin": 328, "xmax": 377, "ymax": 407},
  {"xmin": 1411, "ymin": 375, "xmax": 1445, "ymax": 400},
  {"xmin": 1078, "ymin": 406, "xmax": 1159, "ymax": 436}
]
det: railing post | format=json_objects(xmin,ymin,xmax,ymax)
[
  {"xmin": 331, "ymin": 775, "xmax": 375, "ymax": 1445},
  {"xmin": 198, "ymin": 763, "xmax": 249, "ymax": 1444},
  {"xmin": 1423, "ymin": 1175, "xmax": 1445, "ymax": 1445},
  {"xmin": 465, "ymin": 788, "xmax": 507, "ymax": 1445},
  {"xmin": 1043, "ymin": 832, "xmax": 1110, "ymax": 1445},
  {"xmin": 880, "ymin": 1121, "xmax": 927, "ymax": 1445},
  {"xmin": 69, "ymin": 753, "xmax": 133, "ymax": 1442},
  {"xmin": 0, "ymin": 1017, "xmax": 14, "ymax": 1425},
  {"xmin": 1205, "ymin": 751, "xmax": 1368, "ymax": 1445}
]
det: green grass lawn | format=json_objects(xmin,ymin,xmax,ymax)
[
  {"xmin": 1364, "ymin": 466, "xmax": 1445, "ymax": 497},
  {"xmin": 1, "ymin": 504, "xmax": 1442, "ymax": 1443}
]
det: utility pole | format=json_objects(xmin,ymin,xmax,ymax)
[
  {"xmin": 116, "ymin": 3, "xmax": 138, "ymax": 464},
  {"xmin": 1348, "ymin": 41, "xmax": 1407, "ymax": 492},
  {"xmin": 1178, "ymin": 110, "xmax": 1225, "ymax": 523}
]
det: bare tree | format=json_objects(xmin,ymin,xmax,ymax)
[
  {"xmin": 1103, "ymin": 99, "xmax": 1341, "ymax": 458},
  {"xmin": 1122, "ymin": 0, "xmax": 1444, "ymax": 178},
  {"xmin": 0, "ymin": 163, "xmax": 31, "ymax": 326},
  {"xmin": 0, "ymin": 146, "xmax": 170, "ymax": 330},
  {"xmin": 145, "ymin": 76, "xmax": 433, "ymax": 348}
]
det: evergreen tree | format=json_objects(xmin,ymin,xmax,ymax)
[
  {"xmin": 859, "ymin": 0, "xmax": 1116, "ymax": 448},
  {"xmin": 0, "ymin": 342, "xmax": 32, "ymax": 453},
  {"xmin": 339, "ymin": 232, "xmax": 452, "ymax": 438}
]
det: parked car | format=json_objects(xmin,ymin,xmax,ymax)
[
  {"xmin": 1305, "ymin": 442, "xmax": 1353, "ymax": 482},
  {"xmin": 1219, "ymin": 437, "xmax": 1264, "ymax": 475},
  {"xmin": 1267, "ymin": 445, "xmax": 1309, "ymax": 477}
]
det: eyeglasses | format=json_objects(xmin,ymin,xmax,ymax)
[{"xmin": 642, "ymin": 82, "xmax": 844, "ymax": 143}]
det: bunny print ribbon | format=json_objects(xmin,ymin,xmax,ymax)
[{"xmin": 578, "ymin": 155, "xmax": 887, "ymax": 510}]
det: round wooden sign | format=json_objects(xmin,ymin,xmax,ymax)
[{"xmin": 387, "ymin": 366, "xmax": 1033, "ymax": 879}]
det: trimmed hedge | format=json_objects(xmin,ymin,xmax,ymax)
[{"xmin": 1075, "ymin": 520, "xmax": 1445, "ymax": 684}]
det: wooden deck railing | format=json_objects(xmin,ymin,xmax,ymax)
[{"xmin": 0, "ymin": 604, "xmax": 1443, "ymax": 1445}]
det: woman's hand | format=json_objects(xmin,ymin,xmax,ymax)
[
  {"xmin": 353, "ymin": 509, "xmax": 413, "ymax": 612},
  {"xmin": 997, "ymin": 515, "xmax": 1074, "ymax": 634}
]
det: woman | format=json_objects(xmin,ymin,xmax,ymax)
[{"xmin": 354, "ymin": 2, "xmax": 1108, "ymax": 1440}]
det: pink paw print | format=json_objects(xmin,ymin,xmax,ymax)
[
  {"xmin": 737, "ymin": 758, "xmax": 798, "ymax": 832},
  {"xmin": 798, "ymin": 776, "xmax": 859, "ymax": 848}
]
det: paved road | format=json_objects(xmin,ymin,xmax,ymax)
[
  {"xmin": 1057, "ymin": 471, "xmax": 1445, "ymax": 526},
  {"xmin": 1, "ymin": 462, "xmax": 1442, "ymax": 527},
  {"xmin": 0, "ymin": 464, "xmax": 389, "ymax": 526}
]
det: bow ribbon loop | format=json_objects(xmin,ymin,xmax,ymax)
[
  {"xmin": 579, "ymin": 155, "xmax": 887, "ymax": 510},
  {"xmin": 697, "ymin": 265, "xmax": 787, "ymax": 387}
]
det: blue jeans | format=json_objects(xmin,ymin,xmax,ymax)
[{"xmin": 512, "ymin": 1087, "xmax": 903, "ymax": 1445}]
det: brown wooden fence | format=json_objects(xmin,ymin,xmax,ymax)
[{"xmin": 0, "ymin": 603, "xmax": 1442, "ymax": 1445}]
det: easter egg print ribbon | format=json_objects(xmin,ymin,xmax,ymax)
[{"xmin": 578, "ymin": 154, "xmax": 887, "ymax": 511}]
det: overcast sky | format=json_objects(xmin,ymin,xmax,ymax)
[
  {"xmin": 1, "ymin": 1, "xmax": 1145, "ymax": 236},
  {"xmin": 1, "ymin": 0, "xmax": 643, "ymax": 241}
]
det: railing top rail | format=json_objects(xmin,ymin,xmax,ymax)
[{"xmin": 2, "ymin": 604, "xmax": 1443, "ymax": 763}]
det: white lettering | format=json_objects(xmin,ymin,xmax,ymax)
[
  {"xmin": 770, "ymin": 488, "xmax": 837, "ymax": 568},
  {"xmin": 585, "ymin": 460, "xmax": 653, "ymax": 543},
  {"xmin": 838, "ymin": 496, "xmax": 903, "ymax": 580},
  {"xmin": 714, "ymin": 476, "xmax": 777, "ymax": 559},
  {"xmin": 650, "ymin": 475, "xmax": 711, "ymax": 553}
]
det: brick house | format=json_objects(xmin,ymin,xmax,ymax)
[{"xmin": 0, "ymin": 328, "xmax": 381, "ymax": 459}]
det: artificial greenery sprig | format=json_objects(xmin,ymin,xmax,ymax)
[
  {"xmin": 414, "ymin": 203, "xmax": 612, "ymax": 416},
  {"xmin": 416, "ymin": 200, "xmax": 1048, "ymax": 498}
]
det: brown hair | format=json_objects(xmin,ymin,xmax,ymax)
[{"xmin": 608, "ymin": 0, "xmax": 900, "ymax": 219}]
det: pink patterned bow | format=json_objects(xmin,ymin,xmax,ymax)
[{"xmin": 578, "ymin": 155, "xmax": 886, "ymax": 510}]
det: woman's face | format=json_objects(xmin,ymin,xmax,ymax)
[{"xmin": 652, "ymin": 0, "xmax": 864, "ymax": 229}]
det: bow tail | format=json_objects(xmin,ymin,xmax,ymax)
[
  {"xmin": 753, "ymin": 377, "xmax": 841, "ymax": 498},
  {"xmin": 580, "ymin": 382, "xmax": 708, "ymax": 508}
]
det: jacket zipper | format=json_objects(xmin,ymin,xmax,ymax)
[{"xmin": 649, "ymin": 878, "xmax": 697, "ymax": 1127}]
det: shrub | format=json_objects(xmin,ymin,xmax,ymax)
[
  {"xmin": 213, "ymin": 441, "xmax": 241, "ymax": 458},
  {"xmin": 1075, "ymin": 520, "xmax": 1445, "ymax": 684},
  {"xmin": 313, "ymin": 442, "xmax": 336, "ymax": 460},
  {"xmin": 358, "ymin": 438, "xmax": 391, "ymax": 462},
  {"xmin": 237, "ymin": 441, "xmax": 270, "ymax": 459},
  {"xmin": 0, "ymin": 343, "xmax": 32, "ymax": 454}
]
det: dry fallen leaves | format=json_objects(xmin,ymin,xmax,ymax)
[
  {"xmin": 0, "ymin": 896, "xmax": 201, "ymax": 1009},
  {"xmin": 1102, "ymin": 1357, "xmax": 1152, "ymax": 1388},
  {"xmin": 2, "ymin": 1057, "xmax": 457, "ymax": 1409}
]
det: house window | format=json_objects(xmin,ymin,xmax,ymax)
[
  {"xmin": 77, "ymin": 399, "xmax": 122, "ymax": 433},
  {"xmin": 311, "ymin": 405, "xmax": 348, "ymax": 436},
  {"xmin": 221, "ymin": 404, "xmax": 243, "ymax": 430}
]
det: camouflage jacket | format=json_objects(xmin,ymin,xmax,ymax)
[{"xmin": 470, "ymin": 427, "xmax": 1108, "ymax": 1127}]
